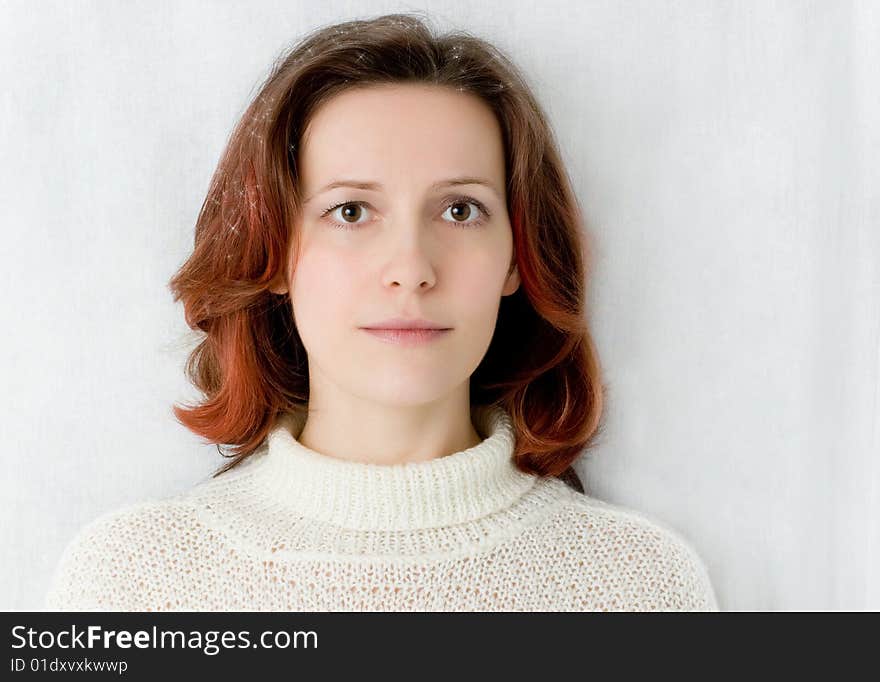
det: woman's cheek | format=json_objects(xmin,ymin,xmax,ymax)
[
  {"xmin": 291, "ymin": 246, "xmax": 359, "ymax": 345},
  {"xmin": 454, "ymin": 256, "xmax": 503, "ymax": 309}
]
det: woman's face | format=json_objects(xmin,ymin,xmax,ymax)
[{"xmin": 274, "ymin": 83, "xmax": 519, "ymax": 407}]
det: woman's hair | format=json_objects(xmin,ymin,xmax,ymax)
[{"xmin": 168, "ymin": 12, "xmax": 607, "ymax": 487}]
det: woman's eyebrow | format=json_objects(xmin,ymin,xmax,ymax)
[{"xmin": 303, "ymin": 176, "xmax": 501, "ymax": 203}]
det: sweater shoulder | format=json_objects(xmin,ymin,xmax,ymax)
[
  {"xmin": 44, "ymin": 497, "xmax": 198, "ymax": 611},
  {"xmin": 556, "ymin": 492, "xmax": 720, "ymax": 611}
]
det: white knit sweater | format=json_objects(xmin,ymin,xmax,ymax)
[{"xmin": 45, "ymin": 404, "xmax": 719, "ymax": 611}]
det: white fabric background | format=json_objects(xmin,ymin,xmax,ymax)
[{"xmin": 1, "ymin": 0, "xmax": 877, "ymax": 611}]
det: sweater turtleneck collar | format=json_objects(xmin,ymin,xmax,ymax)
[{"xmin": 254, "ymin": 403, "xmax": 538, "ymax": 531}]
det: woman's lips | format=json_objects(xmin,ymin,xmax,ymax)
[{"xmin": 361, "ymin": 328, "xmax": 451, "ymax": 346}]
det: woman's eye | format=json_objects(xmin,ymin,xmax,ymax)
[
  {"xmin": 441, "ymin": 200, "xmax": 488, "ymax": 227},
  {"xmin": 320, "ymin": 197, "xmax": 490, "ymax": 230},
  {"xmin": 326, "ymin": 202, "xmax": 370, "ymax": 227}
]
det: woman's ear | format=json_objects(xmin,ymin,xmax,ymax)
[
  {"xmin": 268, "ymin": 273, "xmax": 289, "ymax": 295},
  {"xmin": 502, "ymin": 262, "xmax": 520, "ymax": 296}
]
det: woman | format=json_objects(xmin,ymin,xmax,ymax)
[{"xmin": 45, "ymin": 13, "xmax": 718, "ymax": 611}]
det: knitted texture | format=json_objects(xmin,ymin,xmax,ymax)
[{"xmin": 45, "ymin": 405, "xmax": 719, "ymax": 611}]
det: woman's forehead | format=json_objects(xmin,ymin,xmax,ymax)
[{"xmin": 298, "ymin": 84, "xmax": 506, "ymax": 195}]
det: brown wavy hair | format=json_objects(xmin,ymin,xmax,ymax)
[{"xmin": 167, "ymin": 12, "xmax": 607, "ymax": 490}]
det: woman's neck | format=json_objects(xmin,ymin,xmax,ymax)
[
  {"xmin": 250, "ymin": 403, "xmax": 539, "ymax": 531},
  {"xmin": 296, "ymin": 395, "xmax": 484, "ymax": 466}
]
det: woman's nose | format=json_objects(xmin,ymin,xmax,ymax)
[
  {"xmin": 380, "ymin": 239, "xmax": 437, "ymax": 290},
  {"xmin": 383, "ymin": 265, "xmax": 436, "ymax": 290}
]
